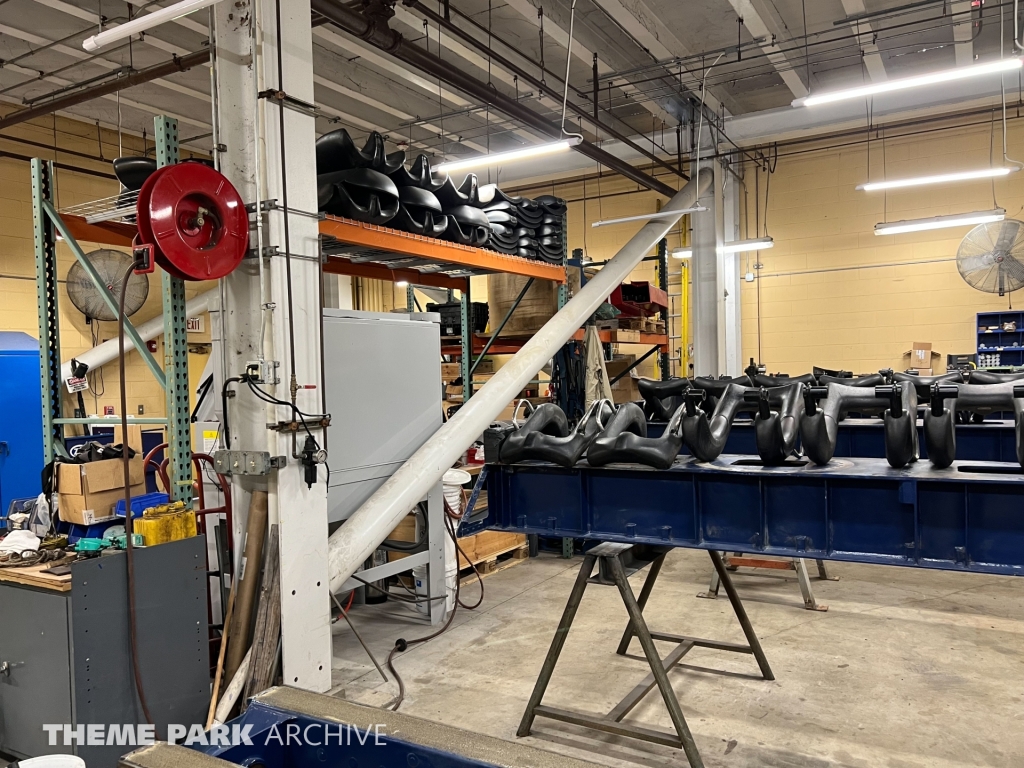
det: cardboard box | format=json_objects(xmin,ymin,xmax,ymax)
[
  {"xmin": 611, "ymin": 329, "xmax": 641, "ymax": 343},
  {"xmin": 441, "ymin": 362, "xmax": 461, "ymax": 381},
  {"xmin": 57, "ymin": 458, "xmax": 145, "ymax": 525},
  {"xmin": 611, "ymin": 377, "xmax": 641, "ymax": 404},
  {"xmin": 386, "ymin": 512, "xmax": 419, "ymax": 564}
]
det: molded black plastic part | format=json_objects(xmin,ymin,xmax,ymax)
[
  {"xmin": 390, "ymin": 186, "xmax": 447, "ymax": 236},
  {"xmin": 587, "ymin": 402, "xmax": 684, "ymax": 470},
  {"xmin": 317, "ymin": 168, "xmax": 400, "ymax": 224}
]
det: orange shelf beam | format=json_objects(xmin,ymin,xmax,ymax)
[
  {"xmin": 62, "ymin": 215, "xmax": 136, "ymax": 247},
  {"xmin": 319, "ymin": 216, "xmax": 566, "ymax": 283}
]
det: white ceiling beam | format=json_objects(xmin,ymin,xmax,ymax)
[
  {"xmin": 951, "ymin": 0, "xmax": 975, "ymax": 67},
  {"xmin": 312, "ymin": 74, "xmax": 489, "ymax": 153},
  {"xmin": 726, "ymin": 0, "xmax": 808, "ymax": 98},
  {"xmin": 0, "ymin": 60, "xmax": 210, "ymax": 129},
  {"xmin": 591, "ymin": 0, "xmax": 732, "ymax": 115},
  {"xmin": 0, "ymin": 23, "xmax": 210, "ymax": 104},
  {"xmin": 501, "ymin": 0, "xmax": 677, "ymax": 126},
  {"xmin": 312, "ymin": 26, "xmax": 544, "ymax": 146},
  {"xmin": 839, "ymin": 0, "xmax": 887, "ymax": 82}
]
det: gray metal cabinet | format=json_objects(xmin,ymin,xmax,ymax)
[
  {"xmin": 0, "ymin": 586, "xmax": 73, "ymax": 758},
  {"xmin": 0, "ymin": 536, "xmax": 210, "ymax": 768}
]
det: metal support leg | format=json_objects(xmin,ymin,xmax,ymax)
[
  {"xmin": 709, "ymin": 551, "xmax": 774, "ymax": 681},
  {"xmin": 615, "ymin": 552, "xmax": 666, "ymax": 655},
  {"xmin": 816, "ymin": 559, "xmax": 837, "ymax": 580},
  {"xmin": 696, "ymin": 551, "xmax": 722, "ymax": 600},
  {"xmin": 517, "ymin": 554, "xmax": 597, "ymax": 738},
  {"xmin": 608, "ymin": 555, "xmax": 704, "ymax": 767},
  {"xmin": 794, "ymin": 558, "xmax": 828, "ymax": 612}
]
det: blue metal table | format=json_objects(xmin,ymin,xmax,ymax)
[{"xmin": 484, "ymin": 455, "xmax": 1024, "ymax": 576}]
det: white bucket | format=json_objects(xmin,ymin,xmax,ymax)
[
  {"xmin": 17, "ymin": 757, "xmax": 86, "ymax": 768},
  {"xmin": 441, "ymin": 468, "xmax": 472, "ymax": 615}
]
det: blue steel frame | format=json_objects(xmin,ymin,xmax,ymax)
[{"xmin": 485, "ymin": 457, "xmax": 1024, "ymax": 576}]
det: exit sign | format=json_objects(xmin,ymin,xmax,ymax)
[{"xmin": 187, "ymin": 316, "xmax": 205, "ymax": 333}]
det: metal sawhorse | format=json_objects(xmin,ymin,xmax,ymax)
[
  {"xmin": 517, "ymin": 543, "xmax": 774, "ymax": 768},
  {"xmin": 698, "ymin": 552, "xmax": 838, "ymax": 611}
]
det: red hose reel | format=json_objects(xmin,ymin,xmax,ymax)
[{"xmin": 135, "ymin": 162, "xmax": 249, "ymax": 281}]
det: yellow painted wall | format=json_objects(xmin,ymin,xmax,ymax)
[
  {"xmin": 739, "ymin": 118, "xmax": 1024, "ymax": 375},
  {"xmin": 0, "ymin": 111, "xmax": 215, "ymax": 436}
]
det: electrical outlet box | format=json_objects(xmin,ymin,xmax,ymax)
[{"xmin": 245, "ymin": 359, "xmax": 280, "ymax": 384}]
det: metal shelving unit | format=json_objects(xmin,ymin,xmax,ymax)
[{"xmin": 32, "ymin": 115, "xmax": 193, "ymax": 504}]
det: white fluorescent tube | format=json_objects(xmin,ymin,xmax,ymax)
[
  {"xmin": 874, "ymin": 208, "xmax": 1005, "ymax": 236},
  {"xmin": 793, "ymin": 58, "xmax": 1023, "ymax": 107},
  {"xmin": 720, "ymin": 237, "xmax": 774, "ymax": 254},
  {"xmin": 672, "ymin": 236, "xmax": 774, "ymax": 258},
  {"xmin": 395, "ymin": 280, "xmax": 409, "ymax": 287},
  {"xmin": 435, "ymin": 137, "xmax": 582, "ymax": 174},
  {"xmin": 857, "ymin": 167, "xmax": 1015, "ymax": 191},
  {"xmin": 83, "ymin": 0, "xmax": 225, "ymax": 51},
  {"xmin": 592, "ymin": 206, "xmax": 707, "ymax": 228}
]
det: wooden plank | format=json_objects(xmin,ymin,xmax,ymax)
[
  {"xmin": 726, "ymin": 556, "xmax": 795, "ymax": 571},
  {"xmin": 0, "ymin": 560, "xmax": 73, "ymax": 592}
]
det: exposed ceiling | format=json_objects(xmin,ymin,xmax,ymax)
[{"xmin": 0, "ymin": 0, "xmax": 1007, "ymax": 168}]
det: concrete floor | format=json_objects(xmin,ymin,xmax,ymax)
[{"xmin": 331, "ymin": 550, "xmax": 1024, "ymax": 768}]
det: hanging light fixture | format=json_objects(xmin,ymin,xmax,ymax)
[
  {"xmin": 83, "ymin": 0, "xmax": 227, "ymax": 51},
  {"xmin": 874, "ymin": 209, "xmax": 1005, "ymax": 236},
  {"xmin": 672, "ymin": 237, "xmax": 774, "ymax": 258},
  {"xmin": 857, "ymin": 167, "xmax": 1016, "ymax": 191},
  {"xmin": 434, "ymin": 137, "xmax": 583, "ymax": 174},
  {"xmin": 592, "ymin": 206, "xmax": 707, "ymax": 228},
  {"xmin": 793, "ymin": 58, "xmax": 1023, "ymax": 108}
]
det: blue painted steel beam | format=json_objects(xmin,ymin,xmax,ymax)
[{"xmin": 485, "ymin": 457, "xmax": 1024, "ymax": 576}]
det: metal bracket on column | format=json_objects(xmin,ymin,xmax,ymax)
[
  {"xmin": 32, "ymin": 159, "xmax": 62, "ymax": 463},
  {"xmin": 156, "ymin": 115, "xmax": 194, "ymax": 505},
  {"xmin": 461, "ymin": 285, "xmax": 473, "ymax": 401}
]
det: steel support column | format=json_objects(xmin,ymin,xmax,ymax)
[
  {"xmin": 32, "ymin": 159, "xmax": 62, "ymax": 463},
  {"xmin": 690, "ymin": 124, "xmax": 721, "ymax": 377},
  {"xmin": 719, "ymin": 165, "xmax": 742, "ymax": 378},
  {"xmin": 154, "ymin": 116, "xmax": 195, "ymax": 505},
  {"xmin": 214, "ymin": 0, "xmax": 332, "ymax": 692}
]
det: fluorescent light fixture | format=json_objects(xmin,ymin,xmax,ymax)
[
  {"xmin": 720, "ymin": 237, "xmax": 774, "ymax": 254},
  {"xmin": 857, "ymin": 167, "xmax": 1015, "ymax": 191},
  {"xmin": 592, "ymin": 206, "xmax": 707, "ymax": 229},
  {"xmin": 395, "ymin": 280, "xmax": 409, "ymax": 287},
  {"xmin": 83, "ymin": 0, "xmax": 225, "ymax": 51},
  {"xmin": 794, "ymin": 58, "xmax": 1023, "ymax": 107},
  {"xmin": 874, "ymin": 208, "xmax": 1005, "ymax": 236},
  {"xmin": 435, "ymin": 137, "xmax": 582, "ymax": 174},
  {"xmin": 672, "ymin": 237, "xmax": 774, "ymax": 258}
]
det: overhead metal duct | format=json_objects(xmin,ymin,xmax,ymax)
[{"xmin": 326, "ymin": 167, "xmax": 712, "ymax": 594}]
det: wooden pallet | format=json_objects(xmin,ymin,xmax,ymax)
[{"xmin": 461, "ymin": 543, "xmax": 529, "ymax": 580}]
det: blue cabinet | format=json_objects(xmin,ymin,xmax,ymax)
[
  {"xmin": 0, "ymin": 332, "xmax": 44, "ymax": 518},
  {"xmin": 976, "ymin": 311, "xmax": 1024, "ymax": 369}
]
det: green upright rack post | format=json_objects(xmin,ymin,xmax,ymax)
[
  {"xmin": 657, "ymin": 238, "xmax": 670, "ymax": 381},
  {"xmin": 461, "ymin": 283, "xmax": 473, "ymax": 401},
  {"xmin": 32, "ymin": 159, "xmax": 63, "ymax": 463},
  {"xmin": 154, "ymin": 116, "xmax": 194, "ymax": 505}
]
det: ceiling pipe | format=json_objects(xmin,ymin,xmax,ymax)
[
  {"xmin": 408, "ymin": 0, "xmax": 686, "ymax": 182},
  {"xmin": 327, "ymin": 166, "xmax": 713, "ymax": 595},
  {"xmin": 309, "ymin": 0, "xmax": 677, "ymax": 197},
  {"xmin": 0, "ymin": 50, "xmax": 211, "ymax": 131}
]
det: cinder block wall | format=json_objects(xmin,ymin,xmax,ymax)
[
  {"xmin": 741, "ymin": 118, "xmax": 1024, "ymax": 374},
  {"xmin": 0, "ymin": 111, "xmax": 215, "ymax": 428}
]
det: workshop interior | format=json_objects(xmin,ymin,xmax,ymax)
[{"xmin": 1, "ymin": 0, "xmax": 1024, "ymax": 766}]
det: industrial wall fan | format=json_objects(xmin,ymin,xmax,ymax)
[
  {"xmin": 957, "ymin": 219, "xmax": 1024, "ymax": 297},
  {"xmin": 66, "ymin": 249, "xmax": 150, "ymax": 321}
]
